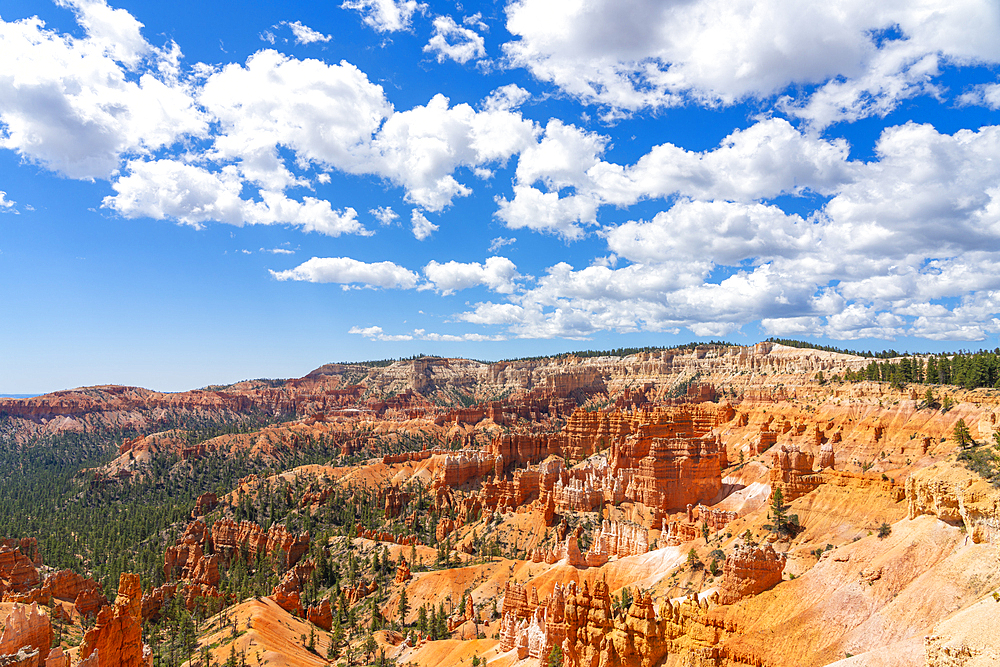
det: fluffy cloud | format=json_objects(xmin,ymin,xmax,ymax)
[
  {"xmin": 340, "ymin": 0, "xmax": 423, "ymax": 32},
  {"xmin": 462, "ymin": 122, "xmax": 1000, "ymax": 341},
  {"xmin": 606, "ymin": 201, "xmax": 815, "ymax": 265},
  {"xmin": 424, "ymin": 15, "xmax": 486, "ymax": 64},
  {"xmin": 199, "ymin": 50, "xmax": 391, "ymax": 190},
  {"xmin": 496, "ymin": 118, "xmax": 854, "ymax": 238},
  {"xmin": 0, "ymin": 2, "xmax": 207, "ymax": 178},
  {"xmin": 959, "ymin": 83, "xmax": 1000, "ymax": 110},
  {"xmin": 503, "ymin": 0, "xmax": 1000, "ymax": 122},
  {"xmin": 283, "ymin": 21, "xmax": 331, "ymax": 45},
  {"xmin": 370, "ymin": 206, "xmax": 399, "ymax": 225},
  {"xmin": 482, "ymin": 84, "xmax": 530, "ymax": 112},
  {"xmin": 270, "ymin": 256, "xmax": 419, "ymax": 288},
  {"xmin": 423, "ymin": 256, "xmax": 521, "ymax": 294},
  {"xmin": 0, "ymin": 191, "xmax": 16, "ymax": 212},
  {"xmin": 370, "ymin": 94, "xmax": 537, "ymax": 211},
  {"xmin": 410, "ymin": 210, "xmax": 438, "ymax": 240},
  {"xmin": 104, "ymin": 159, "xmax": 368, "ymax": 236}
]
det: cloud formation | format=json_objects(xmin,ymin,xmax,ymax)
[
  {"xmin": 424, "ymin": 15, "xmax": 486, "ymax": 64},
  {"xmin": 502, "ymin": 0, "xmax": 1000, "ymax": 123},
  {"xmin": 270, "ymin": 257, "xmax": 419, "ymax": 288},
  {"xmin": 340, "ymin": 0, "xmax": 423, "ymax": 32}
]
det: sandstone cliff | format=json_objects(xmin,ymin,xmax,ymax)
[{"xmin": 79, "ymin": 574, "xmax": 149, "ymax": 667}]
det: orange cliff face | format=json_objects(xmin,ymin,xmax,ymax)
[
  {"xmin": 0, "ymin": 603, "xmax": 53, "ymax": 665},
  {"xmin": 80, "ymin": 574, "xmax": 149, "ymax": 667},
  {"xmin": 0, "ymin": 546, "xmax": 40, "ymax": 595},
  {"xmin": 717, "ymin": 542, "xmax": 787, "ymax": 605},
  {"xmin": 211, "ymin": 519, "xmax": 309, "ymax": 571},
  {"xmin": 40, "ymin": 570, "xmax": 108, "ymax": 618}
]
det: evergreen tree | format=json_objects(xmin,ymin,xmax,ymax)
[
  {"xmin": 398, "ymin": 588, "xmax": 409, "ymax": 627},
  {"xmin": 954, "ymin": 419, "xmax": 974, "ymax": 449}
]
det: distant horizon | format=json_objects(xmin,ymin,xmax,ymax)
[
  {"xmin": 3, "ymin": 0, "xmax": 999, "ymax": 396},
  {"xmin": 5, "ymin": 336, "xmax": 999, "ymax": 396}
]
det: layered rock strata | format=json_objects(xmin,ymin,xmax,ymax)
[
  {"xmin": 717, "ymin": 543, "xmax": 787, "ymax": 605},
  {"xmin": 0, "ymin": 603, "xmax": 51, "ymax": 664},
  {"xmin": 79, "ymin": 574, "xmax": 149, "ymax": 667}
]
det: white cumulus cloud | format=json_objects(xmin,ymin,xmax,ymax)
[
  {"xmin": 270, "ymin": 256, "xmax": 420, "ymax": 288},
  {"xmin": 424, "ymin": 15, "xmax": 486, "ymax": 64},
  {"xmin": 410, "ymin": 210, "xmax": 438, "ymax": 240},
  {"xmin": 0, "ymin": 3, "xmax": 207, "ymax": 179},
  {"xmin": 423, "ymin": 256, "xmax": 521, "ymax": 294},
  {"xmin": 283, "ymin": 21, "xmax": 331, "ymax": 44},
  {"xmin": 341, "ymin": 0, "xmax": 423, "ymax": 32},
  {"xmin": 503, "ymin": 0, "xmax": 1000, "ymax": 123}
]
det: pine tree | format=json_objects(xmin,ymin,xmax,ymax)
[
  {"xmin": 417, "ymin": 604, "xmax": 428, "ymax": 636},
  {"xmin": 398, "ymin": 588, "xmax": 409, "ymax": 627},
  {"xmin": 954, "ymin": 419, "xmax": 974, "ymax": 449}
]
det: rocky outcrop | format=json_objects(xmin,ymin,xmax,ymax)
[
  {"xmin": 0, "ymin": 603, "xmax": 51, "ymax": 664},
  {"xmin": 79, "ymin": 573, "xmax": 149, "ymax": 667},
  {"xmin": 162, "ymin": 521, "xmax": 220, "ymax": 588},
  {"xmin": 211, "ymin": 519, "xmax": 309, "ymax": 570},
  {"xmin": 306, "ymin": 597, "xmax": 332, "ymax": 631},
  {"xmin": 269, "ymin": 558, "xmax": 315, "ymax": 616},
  {"xmin": 140, "ymin": 582, "xmax": 225, "ymax": 622},
  {"xmin": 437, "ymin": 451, "xmax": 502, "ymax": 487},
  {"xmin": 40, "ymin": 570, "xmax": 107, "ymax": 618},
  {"xmin": 384, "ymin": 486, "xmax": 410, "ymax": 519},
  {"xmin": 584, "ymin": 521, "xmax": 648, "ymax": 566},
  {"xmin": 346, "ymin": 579, "xmax": 377, "ymax": 605},
  {"xmin": 769, "ymin": 445, "xmax": 823, "ymax": 501},
  {"xmin": 435, "ymin": 517, "xmax": 461, "ymax": 542},
  {"xmin": 191, "ymin": 493, "xmax": 218, "ymax": 517},
  {"xmin": 907, "ymin": 462, "xmax": 1000, "ymax": 544},
  {"xmin": 817, "ymin": 441, "xmax": 835, "ymax": 470},
  {"xmin": 717, "ymin": 543, "xmax": 787, "ymax": 605},
  {"xmin": 43, "ymin": 648, "xmax": 67, "ymax": 667},
  {"xmin": 354, "ymin": 527, "xmax": 420, "ymax": 546},
  {"xmin": 617, "ymin": 427, "xmax": 727, "ymax": 511},
  {"xmin": 394, "ymin": 558, "xmax": 411, "ymax": 584},
  {"xmin": 0, "ymin": 547, "xmax": 39, "ymax": 595}
]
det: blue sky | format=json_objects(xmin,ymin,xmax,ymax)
[{"xmin": 1, "ymin": 0, "xmax": 1000, "ymax": 393}]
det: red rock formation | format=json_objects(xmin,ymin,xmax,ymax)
[
  {"xmin": 346, "ymin": 579, "xmax": 377, "ymax": 605},
  {"xmin": 435, "ymin": 517, "xmax": 461, "ymax": 542},
  {"xmin": 139, "ymin": 582, "xmax": 224, "ymax": 622},
  {"xmin": 211, "ymin": 519, "xmax": 309, "ymax": 571},
  {"xmin": 163, "ymin": 521, "xmax": 220, "ymax": 588},
  {"xmin": 44, "ymin": 648, "xmax": 68, "ymax": 667},
  {"xmin": 618, "ymin": 431, "xmax": 726, "ymax": 511},
  {"xmin": 818, "ymin": 441, "xmax": 835, "ymax": 469},
  {"xmin": 0, "ymin": 603, "xmax": 52, "ymax": 663},
  {"xmin": 437, "ymin": 451, "xmax": 502, "ymax": 487},
  {"xmin": 354, "ymin": 527, "xmax": 421, "ymax": 546},
  {"xmin": 384, "ymin": 485, "xmax": 410, "ymax": 519},
  {"xmin": 585, "ymin": 520, "xmax": 648, "ymax": 565},
  {"xmin": 39, "ymin": 570, "xmax": 108, "ymax": 618},
  {"xmin": 0, "ymin": 541, "xmax": 40, "ymax": 568},
  {"xmin": 191, "ymin": 493, "xmax": 218, "ymax": 517},
  {"xmin": 0, "ymin": 547, "xmax": 40, "ymax": 595},
  {"xmin": 501, "ymin": 582, "xmax": 534, "ymax": 620},
  {"xmin": 306, "ymin": 597, "xmax": 332, "ymax": 631},
  {"xmin": 694, "ymin": 505, "xmax": 740, "ymax": 532},
  {"xmin": 770, "ymin": 445, "xmax": 823, "ymax": 501},
  {"xmin": 269, "ymin": 559, "xmax": 315, "ymax": 616},
  {"xmin": 754, "ymin": 429, "xmax": 777, "ymax": 455},
  {"xmin": 393, "ymin": 558, "xmax": 411, "ymax": 584},
  {"xmin": 79, "ymin": 573, "xmax": 149, "ymax": 667},
  {"xmin": 717, "ymin": 542, "xmax": 787, "ymax": 605},
  {"xmin": 660, "ymin": 519, "xmax": 699, "ymax": 546}
]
